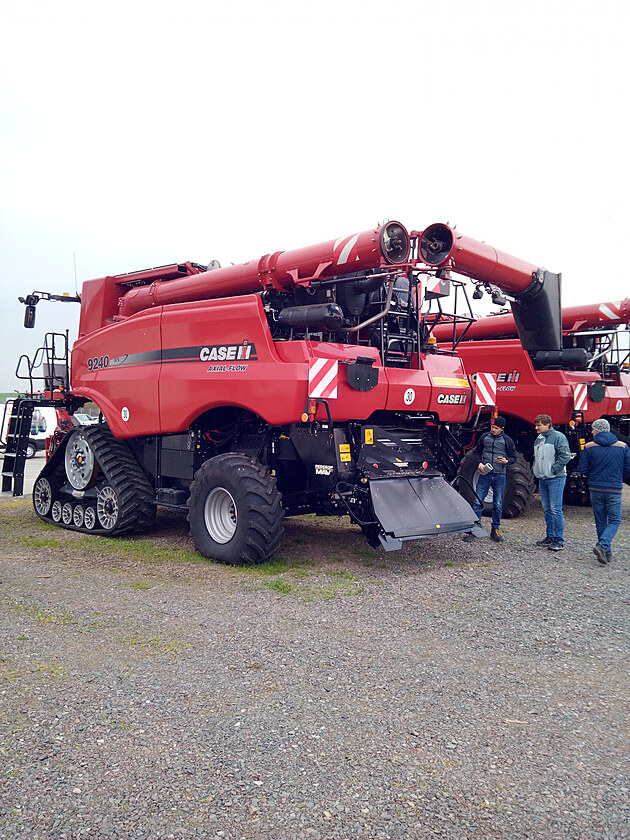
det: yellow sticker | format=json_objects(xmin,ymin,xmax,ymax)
[
  {"xmin": 340, "ymin": 453, "xmax": 352, "ymax": 462},
  {"xmin": 432, "ymin": 377, "xmax": 470, "ymax": 388},
  {"xmin": 339, "ymin": 444, "xmax": 350, "ymax": 452},
  {"xmin": 365, "ymin": 428, "xmax": 373, "ymax": 445}
]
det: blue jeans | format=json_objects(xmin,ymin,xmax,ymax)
[
  {"xmin": 474, "ymin": 472, "xmax": 506, "ymax": 531},
  {"xmin": 589, "ymin": 489, "xmax": 622, "ymax": 554},
  {"xmin": 539, "ymin": 476, "xmax": 566, "ymax": 543}
]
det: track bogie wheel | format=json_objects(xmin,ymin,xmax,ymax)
[
  {"xmin": 51, "ymin": 500, "xmax": 63, "ymax": 522},
  {"xmin": 33, "ymin": 477, "xmax": 53, "ymax": 518},
  {"xmin": 62, "ymin": 502, "xmax": 74, "ymax": 525},
  {"xmin": 97, "ymin": 485, "xmax": 120, "ymax": 531}
]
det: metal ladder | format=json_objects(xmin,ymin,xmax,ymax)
[{"xmin": 1, "ymin": 399, "xmax": 36, "ymax": 496}]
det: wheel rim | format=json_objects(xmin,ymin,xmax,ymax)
[
  {"xmin": 204, "ymin": 487, "xmax": 237, "ymax": 544},
  {"xmin": 62, "ymin": 502, "xmax": 74, "ymax": 525},
  {"xmin": 97, "ymin": 485, "xmax": 119, "ymax": 531},
  {"xmin": 84, "ymin": 507, "xmax": 97, "ymax": 530},
  {"xmin": 33, "ymin": 478, "xmax": 53, "ymax": 516},
  {"xmin": 51, "ymin": 500, "xmax": 63, "ymax": 522},
  {"xmin": 72, "ymin": 506, "xmax": 84, "ymax": 528},
  {"xmin": 64, "ymin": 431, "xmax": 97, "ymax": 490}
]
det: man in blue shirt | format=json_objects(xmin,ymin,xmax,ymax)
[
  {"xmin": 578, "ymin": 417, "xmax": 630, "ymax": 564},
  {"xmin": 463, "ymin": 416, "xmax": 516, "ymax": 543}
]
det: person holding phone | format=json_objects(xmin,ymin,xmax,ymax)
[{"xmin": 463, "ymin": 416, "xmax": 516, "ymax": 543}]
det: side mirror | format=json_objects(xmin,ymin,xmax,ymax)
[{"xmin": 24, "ymin": 305, "xmax": 37, "ymax": 329}]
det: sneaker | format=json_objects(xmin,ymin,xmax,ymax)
[
  {"xmin": 462, "ymin": 532, "xmax": 476, "ymax": 542},
  {"xmin": 490, "ymin": 528, "xmax": 503, "ymax": 543},
  {"xmin": 593, "ymin": 544, "xmax": 608, "ymax": 565},
  {"xmin": 548, "ymin": 541, "xmax": 564, "ymax": 552},
  {"xmin": 606, "ymin": 552, "xmax": 612, "ymax": 562},
  {"xmin": 536, "ymin": 536, "xmax": 554, "ymax": 546}
]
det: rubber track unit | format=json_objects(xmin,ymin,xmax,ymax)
[{"xmin": 34, "ymin": 425, "xmax": 156, "ymax": 536}]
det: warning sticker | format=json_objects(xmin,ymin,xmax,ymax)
[{"xmin": 432, "ymin": 377, "xmax": 470, "ymax": 388}]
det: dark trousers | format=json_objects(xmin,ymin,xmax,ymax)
[
  {"xmin": 474, "ymin": 472, "xmax": 506, "ymax": 531},
  {"xmin": 589, "ymin": 489, "xmax": 623, "ymax": 553}
]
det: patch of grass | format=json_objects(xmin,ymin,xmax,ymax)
[
  {"xmin": 78, "ymin": 535, "xmax": 208, "ymax": 566},
  {"xmin": 121, "ymin": 635, "xmax": 191, "ymax": 656},
  {"xmin": 265, "ymin": 579, "xmax": 294, "ymax": 595},
  {"xmin": 129, "ymin": 580, "xmax": 153, "ymax": 591},
  {"xmin": 4, "ymin": 598, "xmax": 79, "ymax": 626},
  {"xmin": 326, "ymin": 570, "xmax": 360, "ymax": 582},
  {"xmin": 238, "ymin": 555, "xmax": 314, "ymax": 577},
  {"xmin": 34, "ymin": 661, "xmax": 66, "ymax": 677},
  {"xmin": 21, "ymin": 536, "xmax": 62, "ymax": 549}
]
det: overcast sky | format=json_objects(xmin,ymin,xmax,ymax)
[{"xmin": 1, "ymin": 0, "xmax": 628, "ymax": 390}]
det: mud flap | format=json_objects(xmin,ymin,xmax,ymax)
[{"xmin": 369, "ymin": 476, "xmax": 486, "ymax": 550}]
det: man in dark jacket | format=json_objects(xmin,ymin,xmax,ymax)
[
  {"xmin": 578, "ymin": 418, "xmax": 630, "ymax": 564},
  {"xmin": 463, "ymin": 415, "xmax": 516, "ymax": 543}
]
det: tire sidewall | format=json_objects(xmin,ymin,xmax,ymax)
[{"xmin": 188, "ymin": 455, "xmax": 279, "ymax": 565}]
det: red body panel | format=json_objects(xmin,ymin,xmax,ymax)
[
  {"xmin": 454, "ymin": 340, "xmax": 630, "ymax": 423},
  {"xmin": 71, "ymin": 294, "xmax": 474, "ymax": 438}
]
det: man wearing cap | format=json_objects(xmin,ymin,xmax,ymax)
[
  {"xmin": 578, "ymin": 418, "xmax": 630, "ymax": 564},
  {"xmin": 463, "ymin": 416, "xmax": 516, "ymax": 543}
]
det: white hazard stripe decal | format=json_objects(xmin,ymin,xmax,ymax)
[
  {"xmin": 309, "ymin": 358, "xmax": 338, "ymax": 399},
  {"xmin": 336, "ymin": 233, "xmax": 360, "ymax": 266},
  {"xmin": 573, "ymin": 383, "xmax": 588, "ymax": 411},
  {"xmin": 474, "ymin": 372, "xmax": 497, "ymax": 406},
  {"xmin": 598, "ymin": 302, "xmax": 620, "ymax": 320}
]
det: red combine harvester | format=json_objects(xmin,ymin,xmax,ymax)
[
  {"xmin": 430, "ymin": 294, "xmax": 630, "ymax": 515},
  {"xmin": 5, "ymin": 220, "xmax": 563, "ymax": 563}
]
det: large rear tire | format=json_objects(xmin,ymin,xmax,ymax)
[
  {"xmin": 458, "ymin": 450, "xmax": 536, "ymax": 519},
  {"xmin": 188, "ymin": 453, "xmax": 284, "ymax": 565}
]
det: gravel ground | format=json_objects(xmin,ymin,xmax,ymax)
[{"xmin": 0, "ymin": 487, "xmax": 629, "ymax": 840}]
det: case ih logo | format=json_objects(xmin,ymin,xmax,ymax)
[
  {"xmin": 199, "ymin": 341, "xmax": 257, "ymax": 362},
  {"xmin": 437, "ymin": 393, "xmax": 467, "ymax": 405}
]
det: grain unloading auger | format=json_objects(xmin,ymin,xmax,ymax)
[{"xmin": 12, "ymin": 220, "xmax": 556, "ymax": 564}]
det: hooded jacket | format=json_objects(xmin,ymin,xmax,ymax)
[
  {"xmin": 532, "ymin": 426, "xmax": 572, "ymax": 479},
  {"xmin": 578, "ymin": 430, "xmax": 630, "ymax": 491}
]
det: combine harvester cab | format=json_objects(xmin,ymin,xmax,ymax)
[{"xmin": 10, "ymin": 220, "xmax": 561, "ymax": 564}]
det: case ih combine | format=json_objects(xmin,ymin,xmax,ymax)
[
  {"xmin": 431, "ymin": 298, "xmax": 630, "ymax": 515},
  {"xmin": 4, "ymin": 220, "xmax": 565, "ymax": 563}
]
